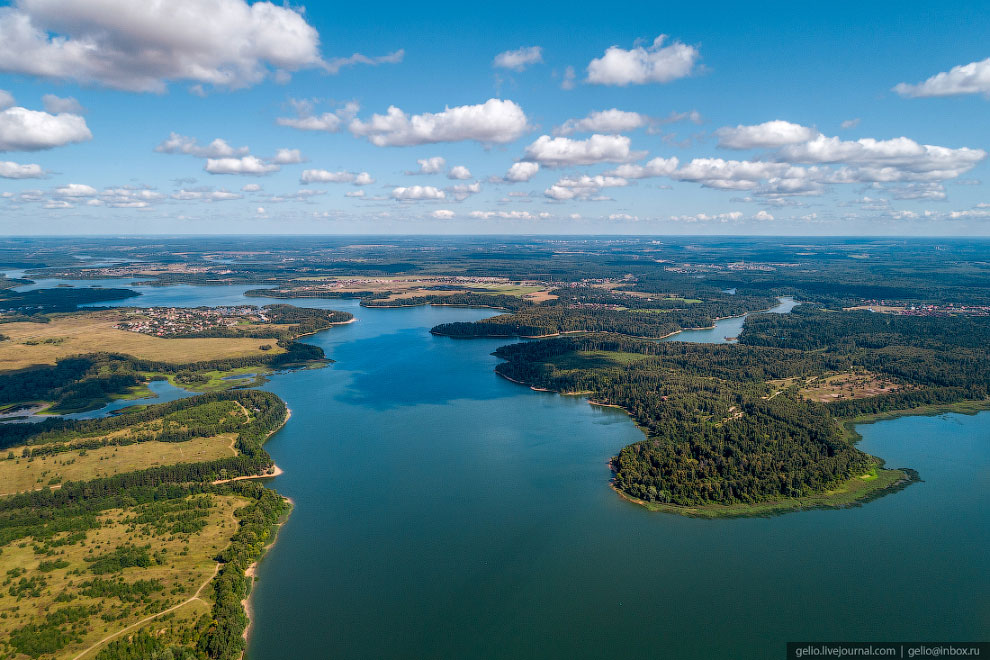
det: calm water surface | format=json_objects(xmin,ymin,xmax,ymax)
[
  {"xmin": 247, "ymin": 300, "xmax": 987, "ymax": 660},
  {"xmin": 8, "ymin": 276, "xmax": 986, "ymax": 658}
]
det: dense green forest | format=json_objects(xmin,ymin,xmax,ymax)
[
  {"xmin": 492, "ymin": 306, "xmax": 990, "ymax": 509},
  {"xmin": 494, "ymin": 335, "xmax": 874, "ymax": 506},
  {"xmin": 0, "ymin": 287, "xmax": 137, "ymax": 315},
  {"xmin": 431, "ymin": 289, "xmax": 778, "ymax": 339},
  {"xmin": 740, "ymin": 306, "xmax": 990, "ymax": 414}
]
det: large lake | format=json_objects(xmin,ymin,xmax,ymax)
[{"xmin": 11, "ymin": 276, "xmax": 989, "ymax": 658}]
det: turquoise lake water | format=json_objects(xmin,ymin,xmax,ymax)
[{"xmin": 6, "ymin": 275, "xmax": 986, "ymax": 658}]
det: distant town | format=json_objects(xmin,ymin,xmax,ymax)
[
  {"xmin": 113, "ymin": 306, "xmax": 270, "ymax": 337},
  {"xmin": 848, "ymin": 301, "xmax": 990, "ymax": 317}
]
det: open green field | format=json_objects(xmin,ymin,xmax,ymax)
[
  {"xmin": 158, "ymin": 365, "xmax": 269, "ymax": 393},
  {"xmin": 550, "ymin": 350, "xmax": 649, "ymax": 370}
]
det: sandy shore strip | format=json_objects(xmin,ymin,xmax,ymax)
[{"xmin": 240, "ymin": 495, "xmax": 294, "ymax": 649}]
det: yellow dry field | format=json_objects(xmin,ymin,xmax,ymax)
[
  {"xmin": 771, "ymin": 371, "xmax": 905, "ymax": 402},
  {"xmin": 0, "ymin": 495, "xmax": 245, "ymax": 660},
  {"xmin": 522, "ymin": 289, "xmax": 558, "ymax": 303},
  {"xmin": 287, "ymin": 276, "xmax": 543, "ymax": 296},
  {"xmin": 0, "ymin": 433, "xmax": 238, "ymax": 496},
  {"xmin": 0, "ymin": 310, "xmax": 285, "ymax": 372}
]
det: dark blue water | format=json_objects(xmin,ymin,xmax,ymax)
[
  {"xmin": 8, "ymin": 275, "xmax": 985, "ymax": 657},
  {"xmin": 244, "ymin": 302, "xmax": 987, "ymax": 660}
]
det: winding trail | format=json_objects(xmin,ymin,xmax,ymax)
[{"xmin": 70, "ymin": 561, "xmax": 220, "ymax": 660}]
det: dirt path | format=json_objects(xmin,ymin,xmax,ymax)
[
  {"xmin": 212, "ymin": 463, "xmax": 283, "ymax": 484},
  {"xmin": 70, "ymin": 562, "xmax": 221, "ymax": 660}
]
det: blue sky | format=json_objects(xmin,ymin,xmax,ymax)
[{"xmin": 1, "ymin": 0, "xmax": 989, "ymax": 235}]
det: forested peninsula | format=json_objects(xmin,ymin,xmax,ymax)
[{"xmin": 487, "ymin": 306, "xmax": 990, "ymax": 515}]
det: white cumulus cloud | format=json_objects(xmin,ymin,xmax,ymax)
[
  {"xmin": 544, "ymin": 174, "xmax": 628, "ymax": 200},
  {"xmin": 0, "ymin": 89, "xmax": 12, "ymax": 109},
  {"xmin": 447, "ymin": 165, "xmax": 472, "ymax": 180},
  {"xmin": 775, "ymin": 134, "xmax": 986, "ymax": 182},
  {"xmin": 0, "ymin": 106, "xmax": 91, "ymax": 151},
  {"xmin": 42, "ymin": 94, "xmax": 84, "ymax": 114},
  {"xmin": 431, "ymin": 209, "xmax": 455, "ymax": 219},
  {"xmin": 715, "ymin": 120, "xmax": 819, "ymax": 149},
  {"xmin": 412, "ymin": 156, "xmax": 445, "ymax": 174},
  {"xmin": 172, "ymin": 188, "xmax": 242, "ymax": 201},
  {"xmin": 271, "ymin": 148, "xmax": 304, "ymax": 164},
  {"xmin": 504, "ymin": 161, "xmax": 539, "ymax": 182},
  {"xmin": 391, "ymin": 185, "xmax": 445, "ymax": 200},
  {"xmin": 276, "ymin": 100, "xmax": 359, "ymax": 133},
  {"xmin": 0, "ymin": 0, "xmax": 330, "ymax": 92},
  {"xmin": 493, "ymin": 46, "xmax": 543, "ymax": 71},
  {"xmin": 894, "ymin": 58, "xmax": 990, "ymax": 98},
  {"xmin": 446, "ymin": 181, "xmax": 481, "ymax": 201},
  {"xmin": 0, "ymin": 160, "xmax": 44, "ymax": 178},
  {"xmin": 607, "ymin": 157, "xmax": 680, "ymax": 179},
  {"xmin": 0, "ymin": 1, "xmax": 402, "ymax": 93},
  {"xmin": 555, "ymin": 109, "xmax": 649, "ymax": 136},
  {"xmin": 670, "ymin": 211, "xmax": 744, "ymax": 222},
  {"xmin": 205, "ymin": 156, "xmax": 279, "ymax": 175},
  {"xmin": 54, "ymin": 183, "xmax": 97, "ymax": 197},
  {"xmin": 349, "ymin": 98, "xmax": 530, "ymax": 147},
  {"xmin": 155, "ymin": 133, "xmax": 248, "ymax": 158},
  {"xmin": 586, "ymin": 35, "xmax": 700, "ymax": 86},
  {"xmin": 523, "ymin": 134, "xmax": 645, "ymax": 167},
  {"xmin": 469, "ymin": 210, "xmax": 550, "ymax": 220},
  {"xmin": 300, "ymin": 169, "xmax": 373, "ymax": 185}
]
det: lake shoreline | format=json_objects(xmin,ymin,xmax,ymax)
[
  {"xmin": 841, "ymin": 398, "xmax": 990, "ymax": 444},
  {"xmin": 497, "ymin": 350, "xmax": 920, "ymax": 518},
  {"xmin": 609, "ymin": 466, "xmax": 919, "ymax": 518},
  {"xmin": 240, "ymin": 494, "xmax": 294, "ymax": 655},
  {"xmin": 238, "ymin": 407, "xmax": 293, "ymax": 656}
]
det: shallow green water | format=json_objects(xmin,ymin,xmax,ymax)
[{"xmin": 244, "ymin": 302, "xmax": 988, "ymax": 660}]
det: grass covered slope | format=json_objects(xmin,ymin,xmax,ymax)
[
  {"xmin": 0, "ymin": 483, "xmax": 288, "ymax": 660},
  {"xmin": 0, "ymin": 495, "xmax": 242, "ymax": 659},
  {"xmin": 0, "ymin": 395, "xmax": 279, "ymax": 496},
  {"xmin": 0, "ymin": 390, "xmax": 291, "ymax": 660}
]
